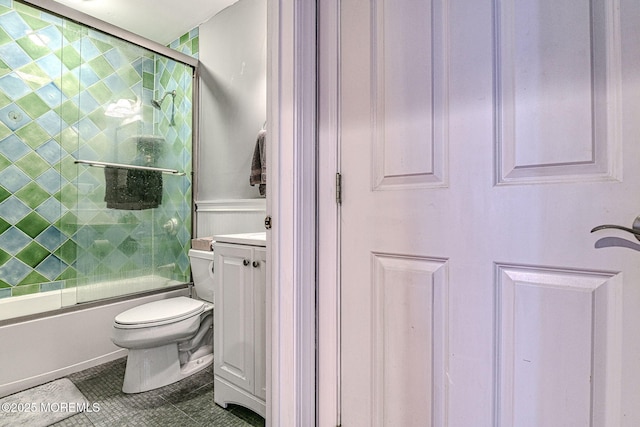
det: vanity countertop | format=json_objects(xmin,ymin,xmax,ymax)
[{"xmin": 213, "ymin": 232, "xmax": 266, "ymax": 247}]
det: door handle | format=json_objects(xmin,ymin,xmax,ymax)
[{"xmin": 591, "ymin": 216, "xmax": 640, "ymax": 241}]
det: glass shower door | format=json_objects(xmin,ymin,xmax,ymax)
[
  {"xmin": 60, "ymin": 24, "xmax": 193, "ymax": 304},
  {"xmin": 0, "ymin": 1, "xmax": 193, "ymax": 320}
]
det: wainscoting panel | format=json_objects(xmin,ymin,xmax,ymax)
[{"xmin": 195, "ymin": 199, "xmax": 266, "ymax": 238}]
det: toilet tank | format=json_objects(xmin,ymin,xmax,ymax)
[{"xmin": 188, "ymin": 249, "xmax": 214, "ymax": 303}]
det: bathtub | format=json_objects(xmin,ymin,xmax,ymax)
[
  {"xmin": 0, "ymin": 279, "xmax": 190, "ymax": 398},
  {"xmin": 0, "ymin": 275, "xmax": 184, "ymax": 321}
]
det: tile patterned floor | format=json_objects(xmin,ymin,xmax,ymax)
[{"xmin": 50, "ymin": 357, "xmax": 265, "ymax": 427}]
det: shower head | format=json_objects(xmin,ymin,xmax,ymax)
[
  {"xmin": 151, "ymin": 90, "xmax": 176, "ymax": 109},
  {"xmin": 151, "ymin": 90, "xmax": 177, "ymax": 126}
]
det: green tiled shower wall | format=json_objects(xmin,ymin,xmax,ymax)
[
  {"xmin": 169, "ymin": 28, "xmax": 199, "ymax": 59},
  {"xmin": 0, "ymin": 0, "xmax": 195, "ymax": 300}
]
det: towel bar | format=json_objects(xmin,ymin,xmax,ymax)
[{"xmin": 75, "ymin": 159, "xmax": 185, "ymax": 176}]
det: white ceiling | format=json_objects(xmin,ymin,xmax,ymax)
[{"xmin": 50, "ymin": 0, "xmax": 239, "ymax": 46}]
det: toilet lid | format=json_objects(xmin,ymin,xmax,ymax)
[{"xmin": 114, "ymin": 296, "xmax": 205, "ymax": 326}]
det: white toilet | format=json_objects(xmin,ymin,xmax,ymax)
[{"xmin": 111, "ymin": 249, "xmax": 215, "ymax": 393}]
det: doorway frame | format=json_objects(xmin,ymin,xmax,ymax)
[
  {"xmin": 267, "ymin": 0, "xmax": 321, "ymax": 425},
  {"xmin": 317, "ymin": 0, "xmax": 341, "ymax": 426}
]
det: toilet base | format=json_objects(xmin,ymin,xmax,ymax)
[{"xmin": 122, "ymin": 343, "xmax": 213, "ymax": 393}]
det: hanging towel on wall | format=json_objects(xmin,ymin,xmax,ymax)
[
  {"xmin": 250, "ymin": 128, "xmax": 267, "ymax": 196},
  {"xmin": 104, "ymin": 167, "xmax": 163, "ymax": 210}
]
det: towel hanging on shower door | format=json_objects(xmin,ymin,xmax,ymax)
[{"xmin": 104, "ymin": 166, "xmax": 163, "ymax": 210}]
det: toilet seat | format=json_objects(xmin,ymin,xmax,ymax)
[{"xmin": 114, "ymin": 296, "xmax": 205, "ymax": 329}]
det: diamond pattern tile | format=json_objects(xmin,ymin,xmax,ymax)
[
  {"xmin": 16, "ymin": 91, "xmax": 49, "ymax": 118},
  {"xmin": 16, "ymin": 241, "xmax": 48, "ymax": 267},
  {"xmin": 36, "ymin": 253, "xmax": 66, "ymax": 280},
  {"xmin": 16, "ymin": 148, "xmax": 49, "ymax": 174},
  {"xmin": 87, "ymin": 55, "xmax": 113, "ymax": 79},
  {"xmin": 56, "ymin": 44, "xmax": 81, "ymax": 70},
  {"xmin": 74, "ymin": 224, "xmax": 99, "ymax": 249},
  {"xmin": 35, "ymin": 196, "xmax": 62, "ymax": 222},
  {"xmin": 36, "ymin": 81, "xmax": 64, "ymax": 107},
  {"xmin": 16, "ymin": 211, "xmax": 49, "ymax": 238},
  {"xmin": 57, "ymin": 266, "xmax": 76, "ymax": 281},
  {"xmin": 57, "ymin": 126, "xmax": 78, "ymax": 155},
  {"xmin": 103, "ymin": 72, "xmax": 127, "ymax": 94},
  {"xmin": 85, "ymin": 80, "xmax": 111, "ymax": 104},
  {"xmin": 76, "ymin": 116, "xmax": 100, "ymax": 140},
  {"xmin": 55, "ymin": 239, "xmax": 76, "ymax": 264},
  {"xmin": 18, "ymin": 63, "xmax": 52, "ymax": 93},
  {"xmin": 0, "ymin": 25, "xmax": 10, "ymax": 46},
  {"xmin": 102, "ymin": 249, "xmax": 130, "ymax": 271},
  {"xmin": 0, "ymin": 59, "xmax": 8, "ymax": 79},
  {"xmin": 78, "ymin": 37, "xmax": 100, "ymax": 62},
  {"xmin": 0, "ymin": 73, "xmax": 30, "ymax": 102},
  {"xmin": 55, "ymin": 180, "xmax": 78, "ymax": 208},
  {"xmin": 0, "ymin": 226, "xmax": 31, "ymax": 254},
  {"xmin": 0, "ymin": 88, "xmax": 10, "ymax": 108},
  {"xmin": 35, "ymin": 52, "xmax": 66, "ymax": 80},
  {"xmin": 0, "ymin": 164, "xmax": 30, "ymax": 191},
  {"xmin": 0, "ymin": 37, "xmax": 30, "ymax": 68},
  {"xmin": 75, "ymin": 62, "xmax": 100, "ymax": 89},
  {"xmin": 0, "ymin": 247, "xmax": 9, "ymax": 265},
  {"xmin": 15, "ymin": 180, "xmax": 49, "ymax": 207},
  {"xmin": 0, "ymin": 185, "xmax": 9, "ymax": 203},
  {"xmin": 18, "ymin": 8, "xmax": 49, "ymax": 32},
  {"xmin": 16, "ymin": 34, "xmax": 49, "ymax": 60},
  {"xmin": 0, "ymin": 103, "xmax": 29, "ymax": 130},
  {"xmin": 35, "ymin": 139, "xmax": 63, "ymax": 165},
  {"xmin": 56, "ymin": 98, "xmax": 79, "ymax": 125},
  {"xmin": 0, "ymin": 11, "xmax": 29, "ymax": 40},
  {"xmin": 37, "ymin": 24, "xmax": 63, "ymax": 50},
  {"xmin": 35, "ymin": 171, "xmax": 62, "ymax": 198},
  {"xmin": 57, "ymin": 71, "xmax": 81, "ymax": 98},
  {"xmin": 0, "ymin": 1, "xmax": 195, "ymax": 305},
  {"xmin": 35, "ymin": 225, "xmax": 65, "ymax": 251},
  {"xmin": 15, "ymin": 121, "xmax": 49, "ymax": 148},
  {"xmin": 0, "ymin": 120, "xmax": 9, "ymax": 140},
  {"xmin": 36, "ymin": 109, "xmax": 63, "ymax": 135}
]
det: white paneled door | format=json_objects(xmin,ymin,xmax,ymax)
[{"xmin": 337, "ymin": 0, "xmax": 640, "ymax": 426}]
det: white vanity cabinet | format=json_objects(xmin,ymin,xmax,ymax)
[{"xmin": 212, "ymin": 233, "xmax": 266, "ymax": 418}]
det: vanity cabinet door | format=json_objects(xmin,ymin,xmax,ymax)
[{"xmin": 214, "ymin": 243, "xmax": 255, "ymax": 394}]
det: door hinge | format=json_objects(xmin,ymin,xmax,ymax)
[{"xmin": 336, "ymin": 172, "xmax": 342, "ymax": 204}]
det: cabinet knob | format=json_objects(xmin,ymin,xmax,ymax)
[
  {"xmin": 243, "ymin": 259, "xmax": 250, "ymax": 266},
  {"xmin": 252, "ymin": 261, "xmax": 260, "ymax": 268}
]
